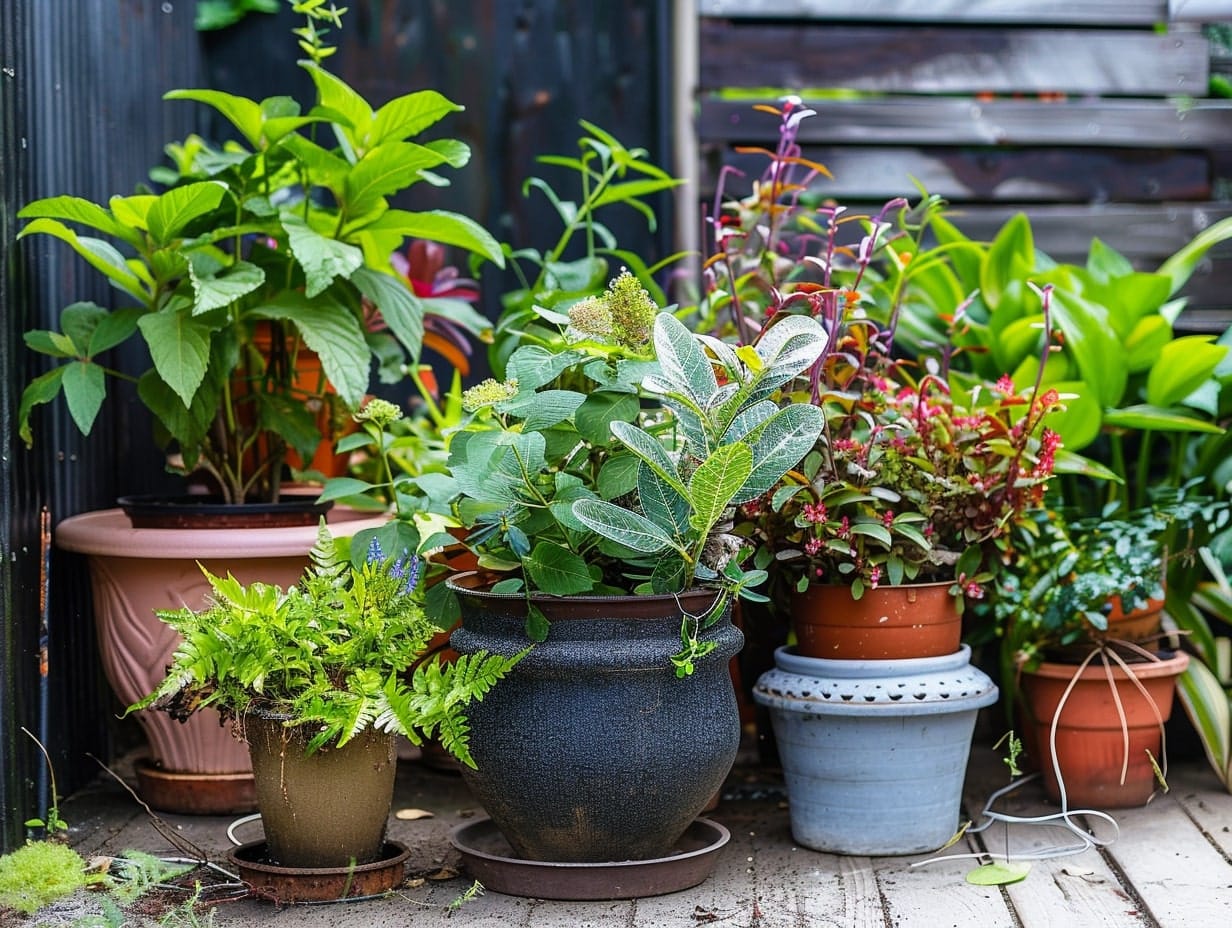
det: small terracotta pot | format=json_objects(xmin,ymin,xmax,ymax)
[
  {"xmin": 791, "ymin": 582, "xmax": 960, "ymax": 660},
  {"xmin": 1019, "ymin": 650, "xmax": 1189, "ymax": 809},
  {"xmin": 1047, "ymin": 596, "xmax": 1166, "ymax": 663}
]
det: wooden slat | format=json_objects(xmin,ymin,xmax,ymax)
[
  {"xmin": 700, "ymin": 22, "xmax": 1207, "ymax": 96},
  {"xmin": 960, "ymin": 750, "xmax": 1152, "ymax": 928},
  {"xmin": 1166, "ymin": 766, "xmax": 1232, "ymax": 858},
  {"xmin": 699, "ymin": 0, "xmax": 1170, "ymax": 24},
  {"xmin": 875, "ymin": 838, "xmax": 1016, "ymax": 926},
  {"xmin": 701, "ymin": 146, "xmax": 1211, "ymax": 204},
  {"xmin": 934, "ymin": 203, "xmax": 1232, "ymax": 260},
  {"xmin": 1098, "ymin": 797, "xmax": 1232, "ymax": 926},
  {"xmin": 698, "ymin": 98, "xmax": 1232, "ymax": 148}
]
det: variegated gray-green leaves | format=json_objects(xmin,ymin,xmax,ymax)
[{"xmin": 572, "ymin": 312, "xmax": 827, "ymax": 593}]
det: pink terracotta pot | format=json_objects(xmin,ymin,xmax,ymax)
[{"xmin": 56, "ymin": 507, "xmax": 386, "ymax": 811}]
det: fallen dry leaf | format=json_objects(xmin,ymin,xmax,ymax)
[
  {"xmin": 395, "ymin": 807, "xmax": 435, "ymax": 821},
  {"xmin": 427, "ymin": 867, "xmax": 460, "ymax": 881}
]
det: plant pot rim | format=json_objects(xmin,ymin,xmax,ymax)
[
  {"xmin": 1026, "ymin": 649, "xmax": 1190, "ymax": 682},
  {"xmin": 756, "ymin": 643, "xmax": 998, "ymax": 717},
  {"xmin": 792, "ymin": 579, "xmax": 955, "ymax": 603},
  {"xmin": 117, "ymin": 494, "xmax": 331, "ymax": 529},
  {"xmin": 446, "ymin": 570, "xmax": 722, "ymax": 621},
  {"xmin": 55, "ymin": 507, "xmax": 388, "ymax": 559}
]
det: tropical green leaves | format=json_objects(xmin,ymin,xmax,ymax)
[{"xmin": 17, "ymin": 26, "xmax": 500, "ymax": 504}]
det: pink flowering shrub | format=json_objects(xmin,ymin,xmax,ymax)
[{"xmin": 702, "ymin": 99, "xmax": 1063, "ymax": 603}]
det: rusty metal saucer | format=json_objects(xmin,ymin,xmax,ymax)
[
  {"xmin": 449, "ymin": 817, "xmax": 730, "ymax": 900},
  {"xmin": 227, "ymin": 840, "xmax": 410, "ymax": 904}
]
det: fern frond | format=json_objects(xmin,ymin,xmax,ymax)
[
  {"xmin": 434, "ymin": 714, "xmax": 476, "ymax": 769},
  {"xmin": 308, "ymin": 518, "xmax": 348, "ymax": 587}
]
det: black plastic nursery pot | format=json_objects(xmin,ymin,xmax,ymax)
[{"xmin": 447, "ymin": 573, "xmax": 744, "ymax": 865}]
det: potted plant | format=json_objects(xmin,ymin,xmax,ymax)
[
  {"xmin": 399, "ymin": 270, "xmax": 826, "ymax": 875},
  {"xmin": 17, "ymin": 3, "xmax": 502, "ymax": 809},
  {"xmin": 997, "ymin": 499, "xmax": 1220, "ymax": 809},
  {"xmin": 698, "ymin": 102, "xmax": 1062, "ymax": 660},
  {"xmin": 128, "ymin": 520, "xmax": 521, "ymax": 902},
  {"xmin": 18, "ymin": 4, "xmax": 502, "ymax": 506}
]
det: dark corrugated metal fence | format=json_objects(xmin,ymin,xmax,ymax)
[{"xmin": 0, "ymin": 0, "xmax": 671, "ymax": 852}]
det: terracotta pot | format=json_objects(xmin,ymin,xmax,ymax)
[
  {"xmin": 1047, "ymin": 596, "xmax": 1166, "ymax": 663},
  {"xmin": 447, "ymin": 572, "xmax": 744, "ymax": 864},
  {"xmin": 1019, "ymin": 650, "xmax": 1189, "ymax": 809},
  {"xmin": 791, "ymin": 582, "xmax": 961, "ymax": 660},
  {"xmin": 245, "ymin": 714, "xmax": 397, "ymax": 869},
  {"xmin": 55, "ymin": 507, "xmax": 387, "ymax": 812}
]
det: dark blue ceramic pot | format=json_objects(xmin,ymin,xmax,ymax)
[{"xmin": 448, "ymin": 572, "xmax": 744, "ymax": 863}]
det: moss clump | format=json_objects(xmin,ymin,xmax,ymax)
[{"xmin": 0, "ymin": 841, "xmax": 87, "ymax": 914}]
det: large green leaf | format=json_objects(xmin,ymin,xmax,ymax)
[
  {"xmin": 1038, "ymin": 379, "xmax": 1102, "ymax": 451},
  {"xmin": 638, "ymin": 463, "xmax": 691, "ymax": 538},
  {"xmin": 18, "ymin": 367, "xmax": 66, "ymax": 445},
  {"xmin": 1101, "ymin": 404, "xmax": 1224, "ymax": 435},
  {"xmin": 86, "ymin": 307, "xmax": 142, "ymax": 357},
  {"xmin": 1124, "ymin": 314, "xmax": 1173, "ymax": 374},
  {"xmin": 305, "ymin": 64, "xmax": 373, "ymax": 140},
  {"xmin": 572, "ymin": 499, "xmax": 676, "ymax": 553},
  {"xmin": 252, "ymin": 292, "xmax": 370, "ymax": 408},
  {"xmin": 60, "ymin": 302, "xmax": 112, "ymax": 354},
  {"xmin": 137, "ymin": 368, "xmax": 217, "ymax": 451},
  {"xmin": 281, "ymin": 212, "xmax": 364, "ymax": 297},
  {"xmin": 17, "ymin": 195, "xmax": 140, "ymax": 246},
  {"xmin": 1049, "ymin": 289, "xmax": 1125, "ymax": 409},
  {"xmin": 146, "ymin": 182, "xmax": 227, "ymax": 246},
  {"xmin": 352, "ymin": 266, "xmax": 424, "ymax": 359},
  {"xmin": 689, "ymin": 442, "xmax": 753, "ymax": 534},
  {"xmin": 746, "ymin": 314, "xmax": 828, "ymax": 402},
  {"xmin": 137, "ymin": 309, "xmax": 213, "ymax": 406},
  {"xmin": 1085, "ymin": 237, "xmax": 1135, "ymax": 281},
  {"xmin": 279, "ymin": 134, "xmax": 351, "ymax": 196},
  {"xmin": 16, "ymin": 219, "xmax": 146, "ymax": 302},
  {"xmin": 609, "ymin": 420, "xmax": 687, "ymax": 496},
  {"xmin": 61, "ymin": 361, "xmax": 106, "ymax": 436},
  {"xmin": 980, "ymin": 213, "xmax": 1034, "ymax": 310},
  {"xmin": 369, "ymin": 89, "xmax": 463, "ymax": 146},
  {"xmin": 647, "ymin": 312, "xmax": 716, "ymax": 404},
  {"xmin": 165, "ymin": 88, "xmax": 264, "ymax": 147},
  {"xmin": 575, "ymin": 391, "xmax": 640, "ymax": 445},
  {"xmin": 506, "ymin": 345, "xmax": 590, "ymax": 392},
  {"xmin": 736, "ymin": 403, "xmax": 825, "ymax": 503},
  {"xmin": 498, "ymin": 389, "xmax": 586, "ymax": 432},
  {"xmin": 344, "ymin": 143, "xmax": 450, "ymax": 218},
  {"xmin": 1158, "ymin": 214, "xmax": 1232, "ymax": 297},
  {"xmin": 524, "ymin": 542, "xmax": 595, "ymax": 595},
  {"xmin": 1147, "ymin": 336, "xmax": 1228, "ymax": 407},
  {"xmin": 364, "ymin": 209, "xmax": 504, "ymax": 266},
  {"xmin": 1175, "ymin": 661, "xmax": 1231, "ymax": 789},
  {"xmin": 189, "ymin": 259, "xmax": 265, "ymax": 314}
]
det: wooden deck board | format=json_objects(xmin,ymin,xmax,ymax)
[
  {"xmin": 1097, "ymin": 797, "xmax": 1232, "ymax": 926},
  {"xmin": 48, "ymin": 747, "xmax": 1232, "ymax": 926}
]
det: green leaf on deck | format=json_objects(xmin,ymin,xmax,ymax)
[{"xmin": 966, "ymin": 861, "xmax": 1030, "ymax": 886}]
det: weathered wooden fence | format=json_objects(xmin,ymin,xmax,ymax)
[{"xmin": 691, "ymin": 1, "xmax": 1232, "ymax": 331}]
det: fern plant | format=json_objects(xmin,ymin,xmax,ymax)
[{"xmin": 129, "ymin": 521, "xmax": 522, "ymax": 763}]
